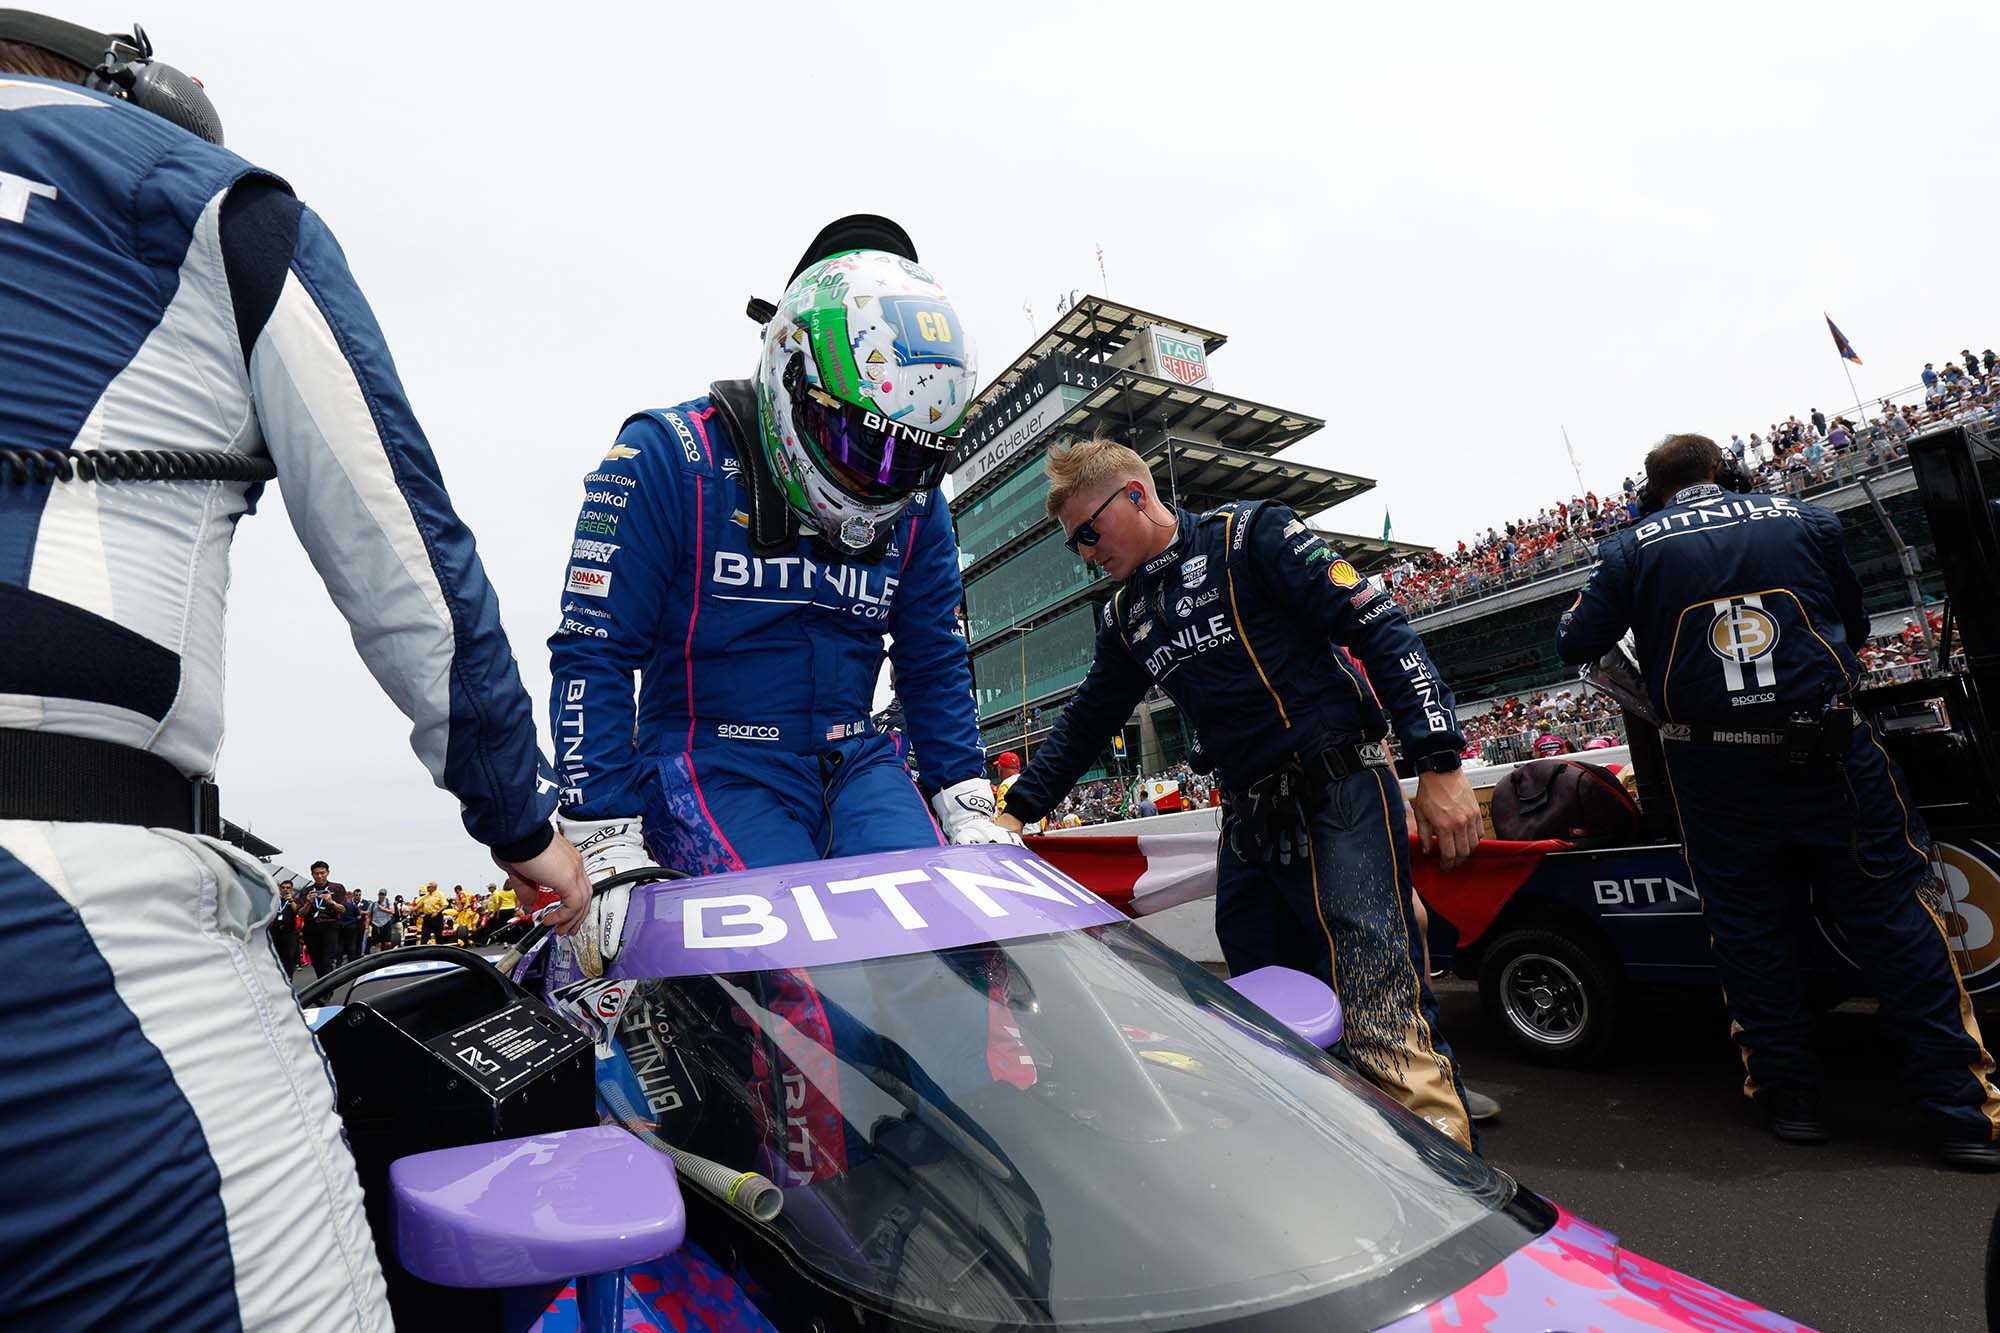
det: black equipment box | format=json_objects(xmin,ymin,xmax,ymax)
[{"xmin": 316, "ymin": 963, "xmax": 595, "ymax": 1329}]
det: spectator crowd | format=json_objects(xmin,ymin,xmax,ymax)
[
  {"xmin": 267, "ymin": 865, "xmax": 529, "ymax": 978},
  {"xmin": 1027, "ymin": 760, "xmax": 1224, "ymax": 828},
  {"xmin": 1856, "ymin": 610, "xmax": 1958, "ymax": 688},
  {"xmin": 1378, "ymin": 347, "xmax": 1996, "ymax": 617},
  {"xmin": 1456, "ymin": 689, "xmax": 1628, "ymax": 766}
]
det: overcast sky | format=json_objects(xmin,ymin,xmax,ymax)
[{"xmin": 132, "ymin": 0, "xmax": 1996, "ymax": 888}]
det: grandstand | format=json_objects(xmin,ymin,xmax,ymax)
[
  {"xmin": 1390, "ymin": 365, "xmax": 2000, "ymax": 707},
  {"xmin": 911, "ymin": 313, "xmax": 1987, "ymax": 782},
  {"xmin": 1413, "ymin": 463, "xmax": 1942, "ymax": 701},
  {"xmin": 942, "ymin": 296, "xmax": 1426, "ymax": 778},
  {"xmin": 1407, "ymin": 389, "xmax": 1997, "ymax": 711}
]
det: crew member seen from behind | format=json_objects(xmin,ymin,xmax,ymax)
[
  {"xmin": 994, "ymin": 438, "xmax": 1485, "ymax": 1150},
  {"xmin": 0, "ymin": 14, "xmax": 589, "ymax": 1330},
  {"xmin": 547, "ymin": 215, "xmax": 1016, "ymax": 981},
  {"xmin": 1555, "ymin": 432, "xmax": 2000, "ymax": 1169}
]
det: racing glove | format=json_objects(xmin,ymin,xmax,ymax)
[
  {"xmin": 1226, "ymin": 763, "xmax": 1312, "ymax": 866},
  {"xmin": 557, "ymin": 815, "xmax": 648, "ymax": 977},
  {"xmin": 932, "ymin": 778, "xmax": 1026, "ymax": 847}
]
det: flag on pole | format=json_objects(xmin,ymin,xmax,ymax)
[
  {"xmin": 1825, "ymin": 315, "xmax": 1862, "ymax": 365},
  {"xmin": 1382, "ymin": 508, "xmax": 1392, "ymax": 542}
]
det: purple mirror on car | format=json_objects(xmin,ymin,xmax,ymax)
[
  {"xmin": 390, "ymin": 1125, "xmax": 684, "ymax": 1289},
  {"xmin": 1226, "ymin": 965, "xmax": 1344, "ymax": 1048}
]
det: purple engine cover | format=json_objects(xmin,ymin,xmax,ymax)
[
  {"xmin": 1378, "ymin": 1204, "xmax": 1817, "ymax": 1333},
  {"xmin": 390, "ymin": 1126, "xmax": 685, "ymax": 1288},
  {"xmin": 609, "ymin": 844, "xmax": 1126, "ymax": 979}
]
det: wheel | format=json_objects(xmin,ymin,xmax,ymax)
[{"xmin": 1477, "ymin": 926, "xmax": 1621, "ymax": 1066}]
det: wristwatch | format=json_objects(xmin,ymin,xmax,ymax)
[{"xmin": 1411, "ymin": 750, "xmax": 1463, "ymax": 775}]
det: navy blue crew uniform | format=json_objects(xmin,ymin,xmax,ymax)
[
  {"xmin": 1002, "ymin": 501, "xmax": 1476, "ymax": 1150},
  {"xmin": 1556, "ymin": 482, "xmax": 2000, "ymax": 1143}
]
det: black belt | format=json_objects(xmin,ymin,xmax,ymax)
[
  {"xmin": 0, "ymin": 729, "xmax": 220, "ymax": 836},
  {"xmin": 1302, "ymin": 738, "xmax": 1395, "ymax": 786},
  {"xmin": 1658, "ymin": 723, "xmax": 1789, "ymax": 747},
  {"xmin": 1230, "ymin": 738, "xmax": 1392, "ymax": 804},
  {"xmin": 1658, "ymin": 706, "xmax": 1854, "ymax": 766}
]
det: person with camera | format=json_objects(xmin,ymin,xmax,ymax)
[
  {"xmin": 300, "ymin": 870, "xmax": 346, "ymax": 975},
  {"xmin": 271, "ymin": 879, "xmax": 302, "ymax": 976},
  {"xmin": 1555, "ymin": 432, "xmax": 1998, "ymax": 1168},
  {"xmin": 993, "ymin": 438, "xmax": 1484, "ymax": 1150}
]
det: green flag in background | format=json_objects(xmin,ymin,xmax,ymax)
[{"xmin": 1382, "ymin": 508, "xmax": 1392, "ymax": 542}]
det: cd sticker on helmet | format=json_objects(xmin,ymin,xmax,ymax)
[{"xmin": 881, "ymin": 296, "xmax": 967, "ymax": 366}]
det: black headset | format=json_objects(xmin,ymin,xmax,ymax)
[
  {"xmin": 1636, "ymin": 449, "xmax": 1754, "ymax": 515},
  {"xmin": 0, "ymin": 10, "xmax": 222, "ymax": 144}
]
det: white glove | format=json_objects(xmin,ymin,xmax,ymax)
[
  {"xmin": 557, "ymin": 815, "xmax": 649, "ymax": 977},
  {"xmin": 932, "ymin": 778, "xmax": 1025, "ymax": 846}
]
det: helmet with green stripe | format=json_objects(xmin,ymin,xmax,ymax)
[{"xmin": 755, "ymin": 248, "xmax": 975, "ymax": 550}]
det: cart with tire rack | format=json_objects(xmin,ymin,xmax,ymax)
[{"xmin": 1421, "ymin": 424, "xmax": 2000, "ymax": 1065}]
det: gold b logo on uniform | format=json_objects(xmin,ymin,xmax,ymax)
[
  {"xmin": 1707, "ymin": 595, "xmax": 1779, "ymax": 691},
  {"xmin": 1823, "ymin": 840, "xmax": 2000, "ymax": 996},
  {"xmin": 1936, "ymin": 840, "xmax": 2000, "ymax": 990}
]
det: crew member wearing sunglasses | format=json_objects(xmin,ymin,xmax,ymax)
[
  {"xmin": 991, "ymin": 436, "xmax": 1494, "ymax": 1150},
  {"xmin": 545, "ymin": 216, "xmax": 1020, "ymax": 984}
]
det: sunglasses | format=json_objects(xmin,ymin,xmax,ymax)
[{"xmin": 1064, "ymin": 487, "xmax": 1131, "ymax": 554}]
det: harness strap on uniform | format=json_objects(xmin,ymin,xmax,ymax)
[{"xmin": 0, "ymin": 728, "xmax": 219, "ymax": 835}]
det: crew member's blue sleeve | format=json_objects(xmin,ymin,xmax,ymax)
[
  {"xmin": 1554, "ymin": 536, "xmax": 1635, "ymax": 667},
  {"xmin": 1245, "ymin": 503, "xmax": 1463, "ymax": 758},
  {"xmin": 548, "ymin": 415, "xmax": 680, "ymax": 820},
  {"xmin": 884, "ymin": 495, "xmax": 985, "ymax": 787},
  {"xmin": 1000, "ymin": 594, "xmax": 1152, "ymax": 823},
  {"xmin": 239, "ymin": 195, "xmax": 557, "ymax": 859}
]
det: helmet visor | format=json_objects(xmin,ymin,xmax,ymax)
[{"xmin": 785, "ymin": 353, "xmax": 954, "ymax": 504}]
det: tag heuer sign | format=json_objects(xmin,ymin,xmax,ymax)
[{"xmin": 1153, "ymin": 328, "xmax": 1211, "ymax": 387}]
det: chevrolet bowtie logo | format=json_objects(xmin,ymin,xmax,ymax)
[{"xmin": 603, "ymin": 443, "xmax": 641, "ymax": 461}]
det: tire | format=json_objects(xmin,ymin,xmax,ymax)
[{"xmin": 1477, "ymin": 926, "xmax": 1621, "ymax": 1066}]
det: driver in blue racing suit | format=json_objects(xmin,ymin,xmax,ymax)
[{"xmin": 547, "ymin": 219, "xmax": 1019, "ymax": 1183}]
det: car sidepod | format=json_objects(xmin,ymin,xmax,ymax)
[
  {"xmin": 527, "ymin": 1242, "xmax": 776, "ymax": 1332},
  {"xmin": 1375, "ymin": 1204, "xmax": 1815, "ymax": 1333}
]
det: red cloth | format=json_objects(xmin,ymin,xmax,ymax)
[
  {"xmin": 1026, "ymin": 834, "xmax": 1144, "ymax": 911},
  {"xmin": 1409, "ymin": 837, "xmax": 1570, "ymax": 947}
]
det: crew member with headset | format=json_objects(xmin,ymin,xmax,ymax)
[
  {"xmin": 1555, "ymin": 432, "xmax": 1999, "ymax": 1168},
  {"xmin": 0, "ymin": 14, "xmax": 592, "ymax": 1327},
  {"xmin": 994, "ymin": 437, "xmax": 1491, "ymax": 1150}
]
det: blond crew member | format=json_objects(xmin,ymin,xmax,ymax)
[{"xmin": 993, "ymin": 439, "xmax": 1486, "ymax": 1148}]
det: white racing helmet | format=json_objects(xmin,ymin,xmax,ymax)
[{"xmin": 755, "ymin": 249, "xmax": 975, "ymax": 550}]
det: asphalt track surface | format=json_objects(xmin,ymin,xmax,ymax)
[
  {"xmin": 1439, "ymin": 977, "xmax": 1999, "ymax": 1332},
  {"xmin": 296, "ymin": 958, "xmax": 1994, "ymax": 1330}
]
